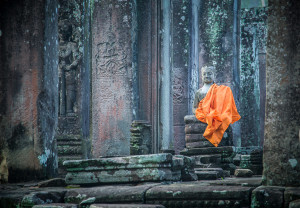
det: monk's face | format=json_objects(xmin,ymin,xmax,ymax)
[{"xmin": 202, "ymin": 68, "xmax": 215, "ymax": 84}]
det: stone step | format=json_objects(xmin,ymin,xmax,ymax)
[
  {"xmin": 194, "ymin": 154, "xmax": 222, "ymax": 165},
  {"xmin": 194, "ymin": 168, "xmax": 225, "ymax": 180},
  {"xmin": 56, "ymin": 135, "xmax": 82, "ymax": 142},
  {"xmin": 32, "ymin": 204, "xmax": 77, "ymax": 208},
  {"xmin": 185, "ymin": 134, "xmax": 207, "ymax": 143},
  {"xmin": 195, "ymin": 171, "xmax": 222, "ymax": 180},
  {"xmin": 185, "ymin": 123, "xmax": 207, "ymax": 134},
  {"xmin": 180, "ymin": 146, "xmax": 235, "ymax": 158},
  {"xmin": 58, "ymin": 145, "xmax": 82, "ymax": 155},
  {"xmin": 90, "ymin": 204, "xmax": 165, "ymax": 208},
  {"xmin": 146, "ymin": 184, "xmax": 252, "ymax": 207},
  {"xmin": 58, "ymin": 156, "xmax": 83, "ymax": 167},
  {"xmin": 186, "ymin": 140, "xmax": 215, "ymax": 148},
  {"xmin": 63, "ymin": 154, "xmax": 192, "ymax": 185}
]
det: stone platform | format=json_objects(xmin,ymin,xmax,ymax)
[{"xmin": 63, "ymin": 154, "xmax": 197, "ymax": 185}]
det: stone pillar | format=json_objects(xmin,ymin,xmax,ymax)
[
  {"xmin": 91, "ymin": 0, "xmax": 134, "ymax": 157},
  {"xmin": 263, "ymin": 0, "xmax": 300, "ymax": 186},
  {"xmin": 188, "ymin": 0, "xmax": 200, "ymax": 114},
  {"xmin": 160, "ymin": 0, "xmax": 174, "ymax": 151},
  {"xmin": 240, "ymin": 1, "xmax": 267, "ymax": 147},
  {"xmin": 172, "ymin": 0, "xmax": 190, "ymax": 153},
  {"xmin": 0, "ymin": 0, "xmax": 58, "ymax": 182}
]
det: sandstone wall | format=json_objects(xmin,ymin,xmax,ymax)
[{"xmin": 0, "ymin": 0, "xmax": 58, "ymax": 182}]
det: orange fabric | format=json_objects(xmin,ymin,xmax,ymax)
[{"xmin": 195, "ymin": 84, "xmax": 241, "ymax": 147}]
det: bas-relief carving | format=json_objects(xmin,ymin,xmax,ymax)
[
  {"xmin": 95, "ymin": 41, "xmax": 127, "ymax": 78},
  {"xmin": 58, "ymin": 20, "xmax": 82, "ymax": 116},
  {"xmin": 173, "ymin": 75, "xmax": 184, "ymax": 104}
]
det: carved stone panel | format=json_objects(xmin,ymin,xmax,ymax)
[{"xmin": 92, "ymin": 0, "xmax": 134, "ymax": 157}]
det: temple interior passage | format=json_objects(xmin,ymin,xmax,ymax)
[{"xmin": 0, "ymin": 0, "xmax": 299, "ymax": 208}]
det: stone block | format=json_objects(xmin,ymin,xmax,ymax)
[
  {"xmin": 186, "ymin": 140, "xmax": 215, "ymax": 148},
  {"xmin": 195, "ymin": 171, "xmax": 222, "ymax": 180},
  {"xmin": 146, "ymin": 183, "xmax": 252, "ymax": 207},
  {"xmin": 64, "ymin": 184, "xmax": 158, "ymax": 204},
  {"xmin": 184, "ymin": 115, "xmax": 202, "ymax": 124},
  {"xmin": 21, "ymin": 191, "xmax": 65, "ymax": 208},
  {"xmin": 64, "ymin": 154, "xmax": 184, "ymax": 185},
  {"xmin": 173, "ymin": 155, "xmax": 198, "ymax": 181},
  {"xmin": 185, "ymin": 134, "xmax": 207, "ymax": 143},
  {"xmin": 289, "ymin": 200, "xmax": 300, "ymax": 208},
  {"xmin": 251, "ymin": 186, "xmax": 285, "ymax": 208},
  {"xmin": 180, "ymin": 146, "xmax": 235, "ymax": 158},
  {"xmin": 285, "ymin": 187, "xmax": 300, "ymax": 208},
  {"xmin": 234, "ymin": 169, "xmax": 253, "ymax": 177},
  {"xmin": 37, "ymin": 178, "xmax": 66, "ymax": 188},
  {"xmin": 185, "ymin": 123, "xmax": 207, "ymax": 134},
  {"xmin": 32, "ymin": 204, "xmax": 77, "ymax": 208},
  {"xmin": 130, "ymin": 120, "xmax": 152, "ymax": 155},
  {"xmin": 90, "ymin": 204, "xmax": 165, "ymax": 208},
  {"xmin": 194, "ymin": 155, "xmax": 222, "ymax": 165}
]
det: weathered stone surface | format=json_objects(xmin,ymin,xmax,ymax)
[
  {"xmin": 240, "ymin": 6, "xmax": 267, "ymax": 147},
  {"xmin": 285, "ymin": 187, "xmax": 300, "ymax": 208},
  {"xmin": 21, "ymin": 191, "xmax": 65, "ymax": 207},
  {"xmin": 146, "ymin": 184, "xmax": 252, "ymax": 207},
  {"xmin": 90, "ymin": 204, "xmax": 165, "ymax": 208},
  {"xmin": 194, "ymin": 154, "xmax": 221, "ymax": 166},
  {"xmin": 64, "ymin": 184, "xmax": 158, "ymax": 204},
  {"xmin": 251, "ymin": 186, "xmax": 285, "ymax": 208},
  {"xmin": 180, "ymin": 146, "xmax": 235, "ymax": 158},
  {"xmin": 207, "ymin": 176, "xmax": 262, "ymax": 188},
  {"xmin": 174, "ymin": 155, "xmax": 198, "ymax": 181},
  {"xmin": 289, "ymin": 200, "xmax": 300, "ymax": 208},
  {"xmin": 186, "ymin": 141, "xmax": 214, "ymax": 148},
  {"xmin": 172, "ymin": 0, "xmax": 190, "ymax": 154},
  {"xmin": 32, "ymin": 204, "xmax": 77, "ymax": 208},
  {"xmin": 91, "ymin": 0, "xmax": 134, "ymax": 157},
  {"xmin": 64, "ymin": 154, "xmax": 173, "ymax": 170},
  {"xmin": 234, "ymin": 169, "xmax": 253, "ymax": 177},
  {"xmin": 64, "ymin": 154, "xmax": 185, "ymax": 185},
  {"xmin": 263, "ymin": 0, "xmax": 300, "ymax": 186},
  {"xmin": 185, "ymin": 134, "xmax": 207, "ymax": 143},
  {"xmin": 0, "ymin": 0, "xmax": 59, "ymax": 182},
  {"xmin": 184, "ymin": 115, "xmax": 202, "ymax": 124},
  {"xmin": 185, "ymin": 123, "xmax": 207, "ymax": 134},
  {"xmin": 130, "ymin": 120, "xmax": 152, "ymax": 155},
  {"xmin": 196, "ymin": 171, "xmax": 222, "ymax": 180},
  {"xmin": 37, "ymin": 178, "xmax": 66, "ymax": 188}
]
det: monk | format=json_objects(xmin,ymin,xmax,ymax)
[{"xmin": 193, "ymin": 66, "xmax": 241, "ymax": 147}]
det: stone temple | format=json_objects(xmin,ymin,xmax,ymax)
[{"xmin": 0, "ymin": 0, "xmax": 300, "ymax": 208}]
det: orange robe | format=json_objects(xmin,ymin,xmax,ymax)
[{"xmin": 195, "ymin": 84, "xmax": 241, "ymax": 147}]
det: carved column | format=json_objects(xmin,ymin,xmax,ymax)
[
  {"xmin": 91, "ymin": 0, "xmax": 134, "ymax": 157},
  {"xmin": 172, "ymin": 0, "xmax": 190, "ymax": 153}
]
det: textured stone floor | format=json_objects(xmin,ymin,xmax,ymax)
[{"xmin": 0, "ymin": 177, "xmax": 262, "ymax": 208}]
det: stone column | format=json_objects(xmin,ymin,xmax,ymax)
[
  {"xmin": 160, "ymin": 0, "xmax": 174, "ymax": 152},
  {"xmin": 188, "ymin": 0, "xmax": 200, "ymax": 114},
  {"xmin": 172, "ymin": 0, "xmax": 190, "ymax": 153},
  {"xmin": 263, "ymin": 0, "xmax": 300, "ymax": 186},
  {"xmin": 240, "ymin": 1, "xmax": 267, "ymax": 147},
  {"xmin": 91, "ymin": 0, "xmax": 134, "ymax": 157},
  {"xmin": 0, "ymin": 0, "xmax": 58, "ymax": 182}
]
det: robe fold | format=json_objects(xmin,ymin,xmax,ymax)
[{"xmin": 195, "ymin": 84, "xmax": 241, "ymax": 147}]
